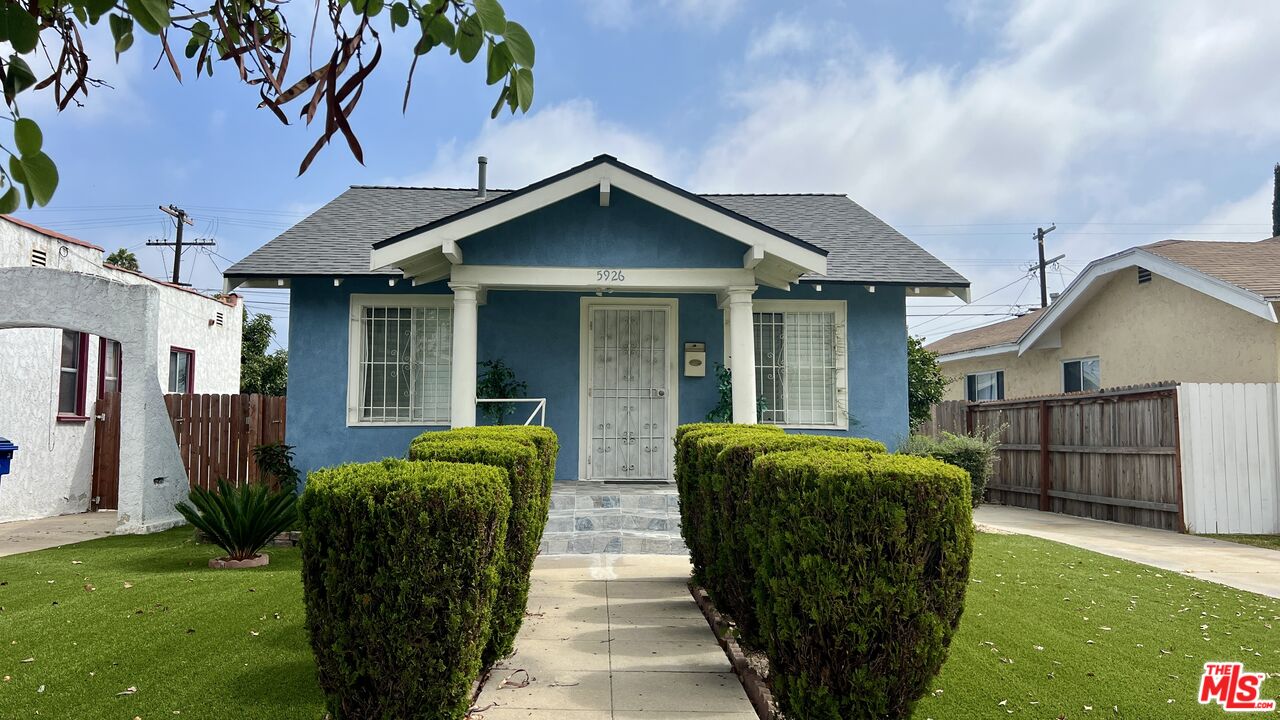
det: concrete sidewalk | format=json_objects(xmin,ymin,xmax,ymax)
[
  {"xmin": 975, "ymin": 505, "xmax": 1280, "ymax": 598},
  {"xmin": 0, "ymin": 511, "xmax": 116, "ymax": 558},
  {"xmin": 475, "ymin": 554, "xmax": 755, "ymax": 718}
]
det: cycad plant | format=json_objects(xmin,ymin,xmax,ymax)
[{"xmin": 176, "ymin": 480, "xmax": 298, "ymax": 561}]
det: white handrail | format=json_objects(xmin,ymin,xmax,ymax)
[{"xmin": 476, "ymin": 397, "xmax": 547, "ymax": 426}]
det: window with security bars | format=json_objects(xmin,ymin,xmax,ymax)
[
  {"xmin": 754, "ymin": 309, "xmax": 841, "ymax": 426},
  {"xmin": 357, "ymin": 305, "xmax": 452, "ymax": 423}
]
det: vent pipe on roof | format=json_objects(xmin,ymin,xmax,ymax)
[{"xmin": 477, "ymin": 156, "xmax": 488, "ymax": 199}]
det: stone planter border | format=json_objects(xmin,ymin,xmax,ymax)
[
  {"xmin": 689, "ymin": 582, "xmax": 776, "ymax": 720},
  {"xmin": 208, "ymin": 554, "xmax": 270, "ymax": 569}
]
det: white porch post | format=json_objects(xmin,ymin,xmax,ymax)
[
  {"xmin": 449, "ymin": 282, "xmax": 479, "ymax": 428},
  {"xmin": 726, "ymin": 285, "xmax": 758, "ymax": 424}
]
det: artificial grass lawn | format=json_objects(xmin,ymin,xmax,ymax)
[
  {"xmin": 915, "ymin": 532, "xmax": 1280, "ymax": 719},
  {"xmin": 0, "ymin": 529, "xmax": 324, "ymax": 719},
  {"xmin": 1197, "ymin": 534, "xmax": 1280, "ymax": 552},
  {"xmin": 1, "ymin": 529, "xmax": 1277, "ymax": 719}
]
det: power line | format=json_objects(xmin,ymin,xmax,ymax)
[{"xmin": 145, "ymin": 205, "xmax": 216, "ymax": 286}]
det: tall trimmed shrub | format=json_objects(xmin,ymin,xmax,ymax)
[
  {"xmin": 746, "ymin": 451, "xmax": 974, "ymax": 719},
  {"xmin": 900, "ymin": 429, "xmax": 1001, "ymax": 508},
  {"xmin": 299, "ymin": 459, "xmax": 511, "ymax": 720},
  {"xmin": 673, "ymin": 423, "xmax": 782, "ymax": 582},
  {"xmin": 408, "ymin": 430, "xmax": 554, "ymax": 665},
  {"xmin": 710, "ymin": 434, "xmax": 886, "ymax": 644}
]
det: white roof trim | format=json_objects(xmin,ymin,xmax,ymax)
[
  {"xmin": 369, "ymin": 161, "xmax": 828, "ymax": 278},
  {"xmin": 936, "ymin": 343, "xmax": 1017, "ymax": 363},
  {"xmin": 1017, "ymin": 248, "xmax": 1277, "ymax": 355}
]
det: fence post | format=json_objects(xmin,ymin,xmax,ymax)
[
  {"xmin": 1039, "ymin": 399, "xmax": 1051, "ymax": 512},
  {"xmin": 1171, "ymin": 386, "xmax": 1187, "ymax": 533}
]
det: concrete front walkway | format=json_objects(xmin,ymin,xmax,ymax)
[
  {"xmin": 475, "ymin": 554, "xmax": 755, "ymax": 719},
  {"xmin": 0, "ymin": 511, "xmax": 116, "ymax": 558},
  {"xmin": 975, "ymin": 505, "xmax": 1280, "ymax": 598}
]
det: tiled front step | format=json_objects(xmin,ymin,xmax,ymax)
[
  {"xmin": 542, "ymin": 480, "xmax": 687, "ymax": 556},
  {"xmin": 540, "ymin": 532, "xmax": 687, "ymax": 555}
]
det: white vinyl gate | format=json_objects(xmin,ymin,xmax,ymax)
[{"xmin": 585, "ymin": 305, "xmax": 671, "ymax": 480}]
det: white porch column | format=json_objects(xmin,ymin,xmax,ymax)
[
  {"xmin": 726, "ymin": 285, "xmax": 758, "ymax": 424},
  {"xmin": 449, "ymin": 282, "xmax": 479, "ymax": 428}
]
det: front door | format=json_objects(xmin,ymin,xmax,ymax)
[{"xmin": 584, "ymin": 302, "xmax": 674, "ymax": 481}]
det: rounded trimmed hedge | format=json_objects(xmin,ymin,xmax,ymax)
[
  {"xmin": 408, "ymin": 434, "xmax": 549, "ymax": 665},
  {"xmin": 299, "ymin": 459, "xmax": 510, "ymax": 720},
  {"xmin": 746, "ymin": 451, "xmax": 974, "ymax": 719}
]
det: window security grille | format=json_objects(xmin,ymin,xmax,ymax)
[
  {"xmin": 754, "ymin": 310, "xmax": 839, "ymax": 426},
  {"xmin": 358, "ymin": 306, "xmax": 452, "ymax": 423}
]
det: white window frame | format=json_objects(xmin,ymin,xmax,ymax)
[
  {"xmin": 748, "ymin": 299, "xmax": 848, "ymax": 431},
  {"xmin": 346, "ymin": 293, "xmax": 453, "ymax": 427},
  {"xmin": 965, "ymin": 369, "xmax": 1004, "ymax": 402},
  {"xmin": 1061, "ymin": 356, "xmax": 1101, "ymax": 393}
]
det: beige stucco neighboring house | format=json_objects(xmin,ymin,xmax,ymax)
[{"xmin": 927, "ymin": 237, "xmax": 1280, "ymax": 401}]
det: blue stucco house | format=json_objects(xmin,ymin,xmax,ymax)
[{"xmin": 225, "ymin": 155, "xmax": 969, "ymax": 480}]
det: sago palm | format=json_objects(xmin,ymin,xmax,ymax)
[{"xmin": 176, "ymin": 480, "xmax": 297, "ymax": 561}]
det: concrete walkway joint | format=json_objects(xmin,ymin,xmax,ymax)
[{"xmin": 475, "ymin": 554, "xmax": 756, "ymax": 718}]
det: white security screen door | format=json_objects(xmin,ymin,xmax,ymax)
[{"xmin": 586, "ymin": 305, "xmax": 671, "ymax": 480}]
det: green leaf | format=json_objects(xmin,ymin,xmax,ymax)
[
  {"xmin": 191, "ymin": 19, "xmax": 211, "ymax": 42},
  {"xmin": 426, "ymin": 13, "xmax": 454, "ymax": 47},
  {"xmin": 14, "ymin": 118, "xmax": 41, "ymax": 155},
  {"xmin": 485, "ymin": 40, "xmax": 513, "ymax": 85},
  {"xmin": 125, "ymin": 0, "xmax": 170, "ymax": 35},
  {"xmin": 18, "ymin": 151, "xmax": 57, "ymax": 206},
  {"xmin": 502, "ymin": 20, "xmax": 534, "ymax": 68},
  {"xmin": 8, "ymin": 155, "xmax": 26, "ymax": 185},
  {"xmin": 108, "ymin": 14, "xmax": 135, "ymax": 57},
  {"xmin": 3, "ymin": 55, "xmax": 36, "ymax": 100},
  {"xmin": 514, "ymin": 67, "xmax": 533, "ymax": 112},
  {"xmin": 365, "ymin": 0, "xmax": 384, "ymax": 16},
  {"xmin": 5, "ymin": 4, "xmax": 40, "ymax": 54},
  {"xmin": 489, "ymin": 85, "xmax": 507, "ymax": 119},
  {"xmin": 84, "ymin": 0, "xmax": 115, "ymax": 21},
  {"xmin": 390, "ymin": 2, "xmax": 409, "ymax": 28},
  {"xmin": 457, "ymin": 14, "xmax": 483, "ymax": 62},
  {"xmin": 0, "ymin": 186, "xmax": 18, "ymax": 214},
  {"xmin": 473, "ymin": 0, "xmax": 505, "ymax": 34}
]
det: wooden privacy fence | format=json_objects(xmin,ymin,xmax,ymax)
[
  {"xmin": 164, "ymin": 393, "xmax": 286, "ymax": 491},
  {"xmin": 926, "ymin": 384, "xmax": 1183, "ymax": 531}
]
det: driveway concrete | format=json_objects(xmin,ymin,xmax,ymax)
[
  {"xmin": 0, "ymin": 511, "xmax": 116, "ymax": 557},
  {"xmin": 975, "ymin": 505, "xmax": 1280, "ymax": 598},
  {"xmin": 475, "ymin": 554, "xmax": 756, "ymax": 718}
]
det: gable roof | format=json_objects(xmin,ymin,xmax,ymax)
[
  {"xmin": 924, "ymin": 308, "xmax": 1043, "ymax": 357},
  {"xmin": 928, "ymin": 237, "xmax": 1280, "ymax": 359},
  {"xmin": 1143, "ymin": 237, "xmax": 1280, "ymax": 300},
  {"xmin": 225, "ymin": 156, "xmax": 968, "ymax": 294}
]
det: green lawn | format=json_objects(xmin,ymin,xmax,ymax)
[
  {"xmin": 916, "ymin": 533, "xmax": 1280, "ymax": 719},
  {"xmin": 1197, "ymin": 534, "xmax": 1280, "ymax": 551},
  {"xmin": 1, "ymin": 529, "xmax": 1277, "ymax": 719},
  {"xmin": 0, "ymin": 529, "xmax": 324, "ymax": 719}
]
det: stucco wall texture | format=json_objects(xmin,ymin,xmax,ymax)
[
  {"xmin": 0, "ymin": 221, "xmax": 242, "ymax": 524},
  {"xmin": 939, "ymin": 270, "xmax": 1280, "ymax": 401}
]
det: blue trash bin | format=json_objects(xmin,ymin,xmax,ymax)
[{"xmin": 0, "ymin": 436, "xmax": 17, "ymax": 478}]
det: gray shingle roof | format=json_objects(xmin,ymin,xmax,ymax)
[{"xmin": 226, "ymin": 185, "xmax": 967, "ymax": 287}]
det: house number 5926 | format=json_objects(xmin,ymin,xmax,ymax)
[{"xmin": 596, "ymin": 269, "xmax": 625, "ymax": 282}]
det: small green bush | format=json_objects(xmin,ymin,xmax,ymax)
[
  {"xmin": 408, "ymin": 431, "xmax": 552, "ymax": 665},
  {"xmin": 746, "ymin": 451, "xmax": 974, "ymax": 719},
  {"xmin": 673, "ymin": 423, "xmax": 782, "ymax": 582},
  {"xmin": 175, "ymin": 479, "xmax": 297, "ymax": 561},
  {"xmin": 299, "ymin": 459, "xmax": 510, "ymax": 720},
  {"xmin": 900, "ymin": 429, "xmax": 1000, "ymax": 508},
  {"xmin": 710, "ymin": 434, "xmax": 886, "ymax": 644}
]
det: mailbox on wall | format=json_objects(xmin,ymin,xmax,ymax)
[{"xmin": 684, "ymin": 342, "xmax": 706, "ymax": 377}]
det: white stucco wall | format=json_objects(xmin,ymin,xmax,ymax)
[{"xmin": 0, "ymin": 218, "xmax": 242, "ymax": 524}]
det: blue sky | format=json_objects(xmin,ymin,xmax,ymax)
[{"xmin": 13, "ymin": 0, "xmax": 1280, "ymax": 347}]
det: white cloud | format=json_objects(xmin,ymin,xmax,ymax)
[
  {"xmin": 1195, "ymin": 179, "xmax": 1275, "ymax": 237},
  {"xmin": 747, "ymin": 17, "xmax": 812, "ymax": 60},
  {"xmin": 660, "ymin": 0, "xmax": 742, "ymax": 28},
  {"xmin": 401, "ymin": 99, "xmax": 682, "ymax": 188}
]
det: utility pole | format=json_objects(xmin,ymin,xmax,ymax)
[
  {"xmin": 146, "ymin": 205, "xmax": 214, "ymax": 286},
  {"xmin": 1034, "ymin": 224, "xmax": 1057, "ymax": 309}
]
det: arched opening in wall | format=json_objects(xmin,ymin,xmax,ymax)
[{"xmin": 0, "ymin": 268, "xmax": 190, "ymax": 534}]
